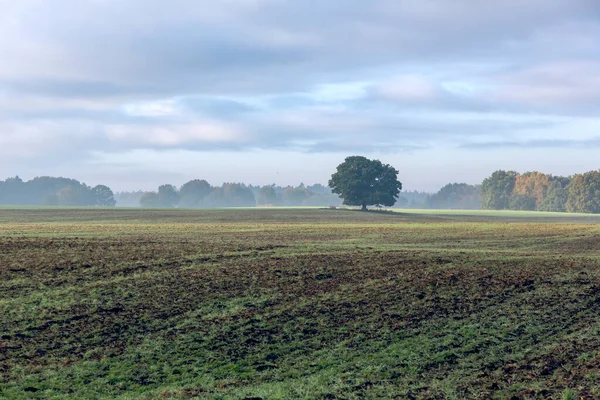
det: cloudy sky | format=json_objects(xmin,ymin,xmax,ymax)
[{"xmin": 1, "ymin": 0, "xmax": 600, "ymax": 191}]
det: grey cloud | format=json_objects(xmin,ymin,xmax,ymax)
[
  {"xmin": 238, "ymin": 108, "xmax": 561, "ymax": 153},
  {"xmin": 1, "ymin": 79, "xmax": 162, "ymax": 99},
  {"xmin": 3, "ymin": 0, "xmax": 599, "ymax": 97},
  {"xmin": 490, "ymin": 61, "xmax": 600, "ymax": 115},
  {"xmin": 0, "ymin": 104, "xmax": 562, "ymax": 162},
  {"xmin": 177, "ymin": 97, "xmax": 258, "ymax": 117},
  {"xmin": 461, "ymin": 137, "xmax": 600, "ymax": 149},
  {"xmin": 4, "ymin": 107, "xmax": 137, "ymax": 123}
]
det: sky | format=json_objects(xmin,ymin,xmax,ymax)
[{"xmin": 1, "ymin": 0, "xmax": 600, "ymax": 192}]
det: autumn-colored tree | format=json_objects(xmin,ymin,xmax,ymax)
[{"xmin": 512, "ymin": 171, "xmax": 551, "ymax": 210}]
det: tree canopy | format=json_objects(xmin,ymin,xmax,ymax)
[
  {"xmin": 328, "ymin": 156, "xmax": 402, "ymax": 211},
  {"xmin": 426, "ymin": 183, "xmax": 480, "ymax": 210},
  {"xmin": 257, "ymin": 186, "xmax": 280, "ymax": 206},
  {"xmin": 179, "ymin": 179, "xmax": 211, "ymax": 208},
  {"xmin": 6, "ymin": 165, "xmax": 600, "ymax": 213},
  {"xmin": 481, "ymin": 170, "xmax": 518, "ymax": 210},
  {"xmin": 481, "ymin": 170, "xmax": 572, "ymax": 212},
  {"xmin": 91, "ymin": 185, "xmax": 117, "ymax": 207},
  {"xmin": 566, "ymin": 171, "xmax": 600, "ymax": 213},
  {"xmin": 0, "ymin": 176, "xmax": 116, "ymax": 207}
]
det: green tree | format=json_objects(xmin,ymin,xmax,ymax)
[
  {"xmin": 222, "ymin": 183, "xmax": 256, "ymax": 207},
  {"xmin": 140, "ymin": 192, "xmax": 161, "ymax": 208},
  {"xmin": 328, "ymin": 156, "xmax": 402, "ymax": 211},
  {"xmin": 509, "ymin": 194, "xmax": 536, "ymax": 211},
  {"xmin": 480, "ymin": 170, "xmax": 518, "ymax": 210},
  {"xmin": 203, "ymin": 183, "xmax": 255, "ymax": 207},
  {"xmin": 426, "ymin": 183, "xmax": 480, "ymax": 210},
  {"xmin": 539, "ymin": 176, "xmax": 570, "ymax": 212},
  {"xmin": 566, "ymin": 171, "xmax": 600, "ymax": 213},
  {"xmin": 283, "ymin": 186, "xmax": 313, "ymax": 206},
  {"xmin": 157, "ymin": 184, "xmax": 179, "ymax": 208},
  {"xmin": 257, "ymin": 185, "xmax": 279, "ymax": 206},
  {"xmin": 91, "ymin": 185, "xmax": 116, "ymax": 207},
  {"xmin": 57, "ymin": 185, "xmax": 93, "ymax": 206},
  {"xmin": 179, "ymin": 179, "xmax": 211, "ymax": 208}
]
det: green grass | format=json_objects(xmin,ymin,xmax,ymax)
[
  {"xmin": 392, "ymin": 208, "xmax": 599, "ymax": 218},
  {"xmin": 2, "ymin": 208, "xmax": 600, "ymax": 399}
]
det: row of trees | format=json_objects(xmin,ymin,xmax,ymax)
[
  {"xmin": 0, "ymin": 173, "xmax": 476, "ymax": 210},
  {"xmin": 425, "ymin": 183, "xmax": 481, "ymax": 210},
  {"xmin": 324, "ymin": 157, "xmax": 600, "ymax": 213},
  {"xmin": 0, "ymin": 176, "xmax": 116, "ymax": 206},
  {"xmin": 4, "ymin": 164, "xmax": 600, "ymax": 213},
  {"xmin": 129, "ymin": 181, "xmax": 345, "ymax": 208},
  {"xmin": 327, "ymin": 157, "xmax": 480, "ymax": 210},
  {"xmin": 481, "ymin": 170, "xmax": 600, "ymax": 213},
  {"xmin": 138, "ymin": 181, "xmax": 256, "ymax": 208}
]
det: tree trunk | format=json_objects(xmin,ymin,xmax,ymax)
[{"xmin": 361, "ymin": 203, "xmax": 367, "ymax": 211}]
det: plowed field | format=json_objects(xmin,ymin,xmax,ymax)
[{"xmin": 2, "ymin": 208, "xmax": 600, "ymax": 399}]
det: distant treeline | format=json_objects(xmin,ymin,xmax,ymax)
[
  {"xmin": 0, "ymin": 176, "xmax": 116, "ymax": 206},
  {"xmin": 117, "ymin": 183, "xmax": 454, "ymax": 209},
  {"xmin": 0, "ymin": 175, "xmax": 477, "ymax": 209},
  {"xmin": 5, "ymin": 169, "xmax": 600, "ymax": 213},
  {"xmin": 116, "ymin": 181, "xmax": 345, "ymax": 208},
  {"xmin": 424, "ymin": 183, "xmax": 481, "ymax": 210},
  {"xmin": 480, "ymin": 170, "xmax": 600, "ymax": 213}
]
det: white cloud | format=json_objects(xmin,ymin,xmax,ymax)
[
  {"xmin": 373, "ymin": 75, "xmax": 439, "ymax": 101},
  {"xmin": 310, "ymin": 82, "xmax": 370, "ymax": 102},
  {"xmin": 105, "ymin": 120, "xmax": 244, "ymax": 146},
  {"xmin": 122, "ymin": 100, "xmax": 180, "ymax": 117}
]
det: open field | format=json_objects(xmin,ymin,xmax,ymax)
[{"xmin": 2, "ymin": 208, "xmax": 600, "ymax": 399}]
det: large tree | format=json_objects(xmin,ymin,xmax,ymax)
[{"xmin": 328, "ymin": 156, "xmax": 402, "ymax": 211}]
